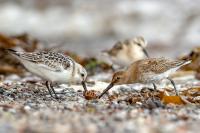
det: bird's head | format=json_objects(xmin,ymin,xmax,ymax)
[
  {"xmin": 76, "ymin": 64, "xmax": 88, "ymax": 91},
  {"xmin": 133, "ymin": 36, "xmax": 149, "ymax": 57},
  {"xmin": 98, "ymin": 70, "xmax": 126, "ymax": 98},
  {"xmin": 111, "ymin": 71, "xmax": 126, "ymax": 85},
  {"xmin": 78, "ymin": 65, "xmax": 87, "ymax": 81},
  {"xmin": 133, "ymin": 36, "xmax": 147, "ymax": 48}
]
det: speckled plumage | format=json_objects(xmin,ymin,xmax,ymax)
[
  {"xmin": 14, "ymin": 51, "xmax": 73, "ymax": 71},
  {"xmin": 7, "ymin": 49, "xmax": 88, "ymax": 99},
  {"xmin": 125, "ymin": 58, "xmax": 190, "ymax": 84},
  {"xmin": 99, "ymin": 58, "xmax": 191, "ymax": 98}
]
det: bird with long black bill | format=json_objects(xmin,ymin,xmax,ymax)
[{"xmin": 99, "ymin": 58, "xmax": 191, "ymax": 98}]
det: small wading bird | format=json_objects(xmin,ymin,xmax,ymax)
[
  {"xmin": 7, "ymin": 49, "xmax": 88, "ymax": 99},
  {"xmin": 103, "ymin": 36, "xmax": 149, "ymax": 67},
  {"xmin": 99, "ymin": 58, "xmax": 191, "ymax": 98}
]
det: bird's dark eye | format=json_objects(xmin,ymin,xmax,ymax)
[
  {"xmin": 81, "ymin": 73, "xmax": 84, "ymax": 77},
  {"xmin": 189, "ymin": 51, "xmax": 195, "ymax": 57},
  {"xmin": 116, "ymin": 77, "xmax": 120, "ymax": 80}
]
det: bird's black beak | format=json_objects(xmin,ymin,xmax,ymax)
[
  {"xmin": 142, "ymin": 48, "xmax": 149, "ymax": 58},
  {"xmin": 98, "ymin": 83, "xmax": 114, "ymax": 99},
  {"xmin": 81, "ymin": 81, "xmax": 87, "ymax": 92},
  {"xmin": 135, "ymin": 42, "xmax": 149, "ymax": 58}
]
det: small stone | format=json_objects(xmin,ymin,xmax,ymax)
[
  {"xmin": 3, "ymin": 91, "xmax": 11, "ymax": 96},
  {"xmin": 114, "ymin": 111, "xmax": 127, "ymax": 121},
  {"xmin": 24, "ymin": 105, "xmax": 31, "ymax": 111},
  {"xmin": 84, "ymin": 123, "xmax": 98, "ymax": 133},
  {"xmin": 143, "ymin": 98, "xmax": 164, "ymax": 109},
  {"xmin": 0, "ymin": 87, "xmax": 5, "ymax": 94}
]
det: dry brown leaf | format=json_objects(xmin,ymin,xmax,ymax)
[
  {"xmin": 0, "ymin": 33, "xmax": 38, "ymax": 51},
  {"xmin": 159, "ymin": 91, "xmax": 165, "ymax": 99},
  {"xmin": 181, "ymin": 87, "xmax": 200, "ymax": 96},
  {"xmin": 0, "ymin": 65, "xmax": 23, "ymax": 74},
  {"xmin": 162, "ymin": 95, "xmax": 186, "ymax": 105},
  {"xmin": 0, "ymin": 33, "xmax": 16, "ymax": 48},
  {"xmin": 127, "ymin": 97, "xmax": 142, "ymax": 104},
  {"xmin": 108, "ymin": 94, "xmax": 118, "ymax": 101},
  {"xmin": 0, "ymin": 33, "xmax": 40, "ymax": 74}
]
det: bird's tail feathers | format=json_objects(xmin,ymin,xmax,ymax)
[
  {"xmin": 6, "ymin": 49, "xmax": 20, "ymax": 56},
  {"xmin": 178, "ymin": 60, "xmax": 191, "ymax": 68},
  {"xmin": 182, "ymin": 60, "xmax": 191, "ymax": 66}
]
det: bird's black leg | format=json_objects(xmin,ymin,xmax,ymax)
[
  {"xmin": 152, "ymin": 83, "xmax": 157, "ymax": 91},
  {"xmin": 167, "ymin": 78, "xmax": 179, "ymax": 96},
  {"xmin": 151, "ymin": 83, "xmax": 157, "ymax": 100},
  {"xmin": 45, "ymin": 81, "xmax": 54, "ymax": 98},
  {"xmin": 49, "ymin": 82, "xmax": 59, "ymax": 99}
]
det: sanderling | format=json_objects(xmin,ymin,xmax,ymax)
[
  {"xmin": 99, "ymin": 58, "xmax": 191, "ymax": 98},
  {"xmin": 103, "ymin": 36, "xmax": 149, "ymax": 67},
  {"xmin": 7, "ymin": 49, "xmax": 87, "ymax": 99}
]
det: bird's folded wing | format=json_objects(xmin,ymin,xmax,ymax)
[
  {"xmin": 141, "ymin": 58, "xmax": 186, "ymax": 74},
  {"xmin": 37, "ymin": 63, "xmax": 62, "ymax": 72},
  {"xmin": 18, "ymin": 51, "xmax": 72, "ymax": 72}
]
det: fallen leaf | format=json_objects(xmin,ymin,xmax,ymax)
[
  {"xmin": 162, "ymin": 95, "xmax": 186, "ymax": 105},
  {"xmin": 0, "ymin": 33, "xmax": 39, "ymax": 74},
  {"xmin": 127, "ymin": 96, "xmax": 141, "ymax": 104},
  {"xmin": 181, "ymin": 87, "xmax": 200, "ymax": 97},
  {"xmin": 0, "ymin": 64, "xmax": 23, "ymax": 74},
  {"xmin": 159, "ymin": 91, "xmax": 165, "ymax": 99},
  {"xmin": 108, "ymin": 94, "xmax": 118, "ymax": 101}
]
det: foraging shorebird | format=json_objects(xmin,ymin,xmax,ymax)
[
  {"xmin": 7, "ymin": 49, "xmax": 87, "ymax": 99},
  {"xmin": 103, "ymin": 36, "xmax": 149, "ymax": 67},
  {"xmin": 99, "ymin": 58, "xmax": 191, "ymax": 98}
]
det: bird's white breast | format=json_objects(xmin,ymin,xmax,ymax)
[
  {"xmin": 111, "ymin": 44, "xmax": 145, "ymax": 67},
  {"xmin": 20, "ymin": 59, "xmax": 73, "ymax": 84}
]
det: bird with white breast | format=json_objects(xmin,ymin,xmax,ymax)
[{"xmin": 7, "ymin": 49, "xmax": 88, "ymax": 99}]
